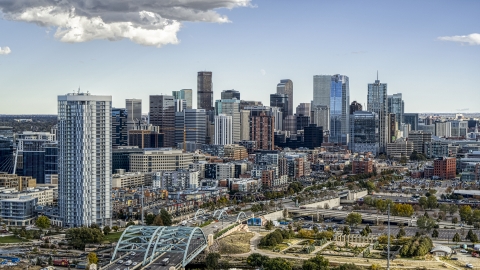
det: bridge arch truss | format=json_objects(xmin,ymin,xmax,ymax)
[
  {"xmin": 213, "ymin": 209, "xmax": 228, "ymax": 220},
  {"xmin": 236, "ymin": 211, "xmax": 247, "ymax": 223},
  {"xmin": 194, "ymin": 209, "xmax": 206, "ymax": 219},
  {"xmin": 111, "ymin": 225, "xmax": 208, "ymax": 268}
]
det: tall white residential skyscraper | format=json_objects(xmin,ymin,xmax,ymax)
[
  {"xmin": 367, "ymin": 76, "xmax": 388, "ymax": 153},
  {"xmin": 58, "ymin": 92, "xmax": 112, "ymax": 227},
  {"xmin": 214, "ymin": 114, "xmax": 233, "ymax": 145},
  {"xmin": 313, "ymin": 75, "xmax": 350, "ymax": 144}
]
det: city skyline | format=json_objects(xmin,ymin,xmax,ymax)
[{"xmin": 1, "ymin": 1, "xmax": 479, "ymax": 114}]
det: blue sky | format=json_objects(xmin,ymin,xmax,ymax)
[{"xmin": 0, "ymin": 0, "xmax": 479, "ymax": 114}]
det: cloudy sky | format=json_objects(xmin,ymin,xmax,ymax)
[{"xmin": 0, "ymin": 0, "xmax": 479, "ymax": 114}]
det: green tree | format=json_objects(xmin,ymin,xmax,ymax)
[
  {"xmin": 342, "ymin": 226, "xmax": 350, "ymax": 235},
  {"xmin": 453, "ymin": 232, "xmax": 461, "ymax": 243},
  {"xmin": 418, "ymin": 196, "xmax": 427, "ymax": 209},
  {"xmin": 112, "ymin": 226, "xmax": 119, "ymax": 232},
  {"xmin": 345, "ymin": 212, "xmax": 362, "ymax": 228},
  {"xmin": 35, "ymin": 216, "xmax": 50, "ymax": 229},
  {"xmin": 427, "ymin": 195, "xmax": 438, "ymax": 209},
  {"xmin": 471, "ymin": 233, "xmax": 479, "ymax": 243},
  {"xmin": 103, "ymin": 226, "xmax": 111, "ymax": 235},
  {"xmin": 365, "ymin": 224, "xmax": 372, "ymax": 234},
  {"xmin": 153, "ymin": 215, "xmax": 164, "ymax": 226},
  {"xmin": 265, "ymin": 220, "xmax": 274, "ymax": 230},
  {"xmin": 452, "ymin": 217, "xmax": 458, "ymax": 224},
  {"xmin": 205, "ymin": 253, "xmax": 221, "ymax": 270},
  {"xmin": 87, "ymin": 252, "xmax": 98, "ymax": 264},
  {"xmin": 417, "ymin": 216, "xmax": 437, "ymax": 232},
  {"xmin": 66, "ymin": 227, "xmax": 104, "ymax": 249},
  {"xmin": 145, "ymin": 214, "xmax": 155, "ymax": 225},
  {"xmin": 160, "ymin": 209, "xmax": 172, "ymax": 226},
  {"xmin": 48, "ymin": 257, "xmax": 52, "ymax": 265},
  {"xmin": 431, "ymin": 229, "xmax": 439, "ymax": 238},
  {"xmin": 126, "ymin": 221, "xmax": 135, "ymax": 227},
  {"xmin": 302, "ymin": 254, "xmax": 329, "ymax": 270},
  {"xmin": 397, "ymin": 228, "xmax": 406, "ymax": 238},
  {"xmin": 459, "ymin": 205, "xmax": 472, "ymax": 222},
  {"xmin": 264, "ymin": 257, "xmax": 292, "ymax": 270},
  {"xmin": 449, "ymin": 205, "xmax": 458, "ymax": 216},
  {"xmin": 247, "ymin": 253, "xmax": 269, "ymax": 268},
  {"xmin": 399, "ymin": 235, "xmax": 433, "ymax": 257}
]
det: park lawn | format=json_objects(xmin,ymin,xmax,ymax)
[
  {"xmin": 0, "ymin": 235, "xmax": 30, "ymax": 243},
  {"xmin": 103, "ymin": 231, "xmax": 123, "ymax": 243}
]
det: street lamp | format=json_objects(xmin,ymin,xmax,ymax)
[{"xmin": 387, "ymin": 203, "xmax": 391, "ymax": 270}]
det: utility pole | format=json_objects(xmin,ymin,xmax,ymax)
[
  {"xmin": 387, "ymin": 203, "xmax": 391, "ymax": 270},
  {"xmin": 141, "ymin": 185, "xmax": 144, "ymax": 225}
]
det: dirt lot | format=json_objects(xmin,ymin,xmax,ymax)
[{"xmin": 218, "ymin": 231, "xmax": 255, "ymax": 254}]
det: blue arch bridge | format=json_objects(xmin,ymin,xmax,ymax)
[{"xmin": 103, "ymin": 226, "xmax": 208, "ymax": 270}]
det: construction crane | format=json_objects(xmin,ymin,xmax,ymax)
[{"xmin": 160, "ymin": 126, "xmax": 198, "ymax": 152}]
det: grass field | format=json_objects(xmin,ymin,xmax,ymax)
[
  {"xmin": 0, "ymin": 235, "xmax": 30, "ymax": 243},
  {"xmin": 104, "ymin": 231, "xmax": 123, "ymax": 242}
]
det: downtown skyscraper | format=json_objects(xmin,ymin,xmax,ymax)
[
  {"xmin": 312, "ymin": 75, "xmax": 350, "ymax": 144},
  {"xmin": 172, "ymin": 89, "xmax": 193, "ymax": 109},
  {"xmin": 57, "ymin": 92, "xmax": 112, "ymax": 227},
  {"xmin": 276, "ymin": 79, "xmax": 293, "ymax": 116},
  {"xmin": 197, "ymin": 71, "xmax": 214, "ymax": 111},
  {"xmin": 149, "ymin": 95, "xmax": 176, "ymax": 147},
  {"xmin": 367, "ymin": 76, "xmax": 388, "ymax": 153},
  {"xmin": 126, "ymin": 98, "xmax": 142, "ymax": 131}
]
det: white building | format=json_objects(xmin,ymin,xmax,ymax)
[
  {"xmin": 0, "ymin": 188, "xmax": 54, "ymax": 206},
  {"xmin": 58, "ymin": 92, "xmax": 112, "ymax": 227},
  {"xmin": 214, "ymin": 114, "xmax": 233, "ymax": 145},
  {"xmin": 0, "ymin": 196, "xmax": 38, "ymax": 226},
  {"xmin": 152, "ymin": 170, "xmax": 199, "ymax": 190}
]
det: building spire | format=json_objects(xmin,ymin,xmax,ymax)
[{"xmin": 377, "ymin": 70, "xmax": 379, "ymax": 81}]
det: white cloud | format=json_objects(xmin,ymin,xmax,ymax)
[
  {"xmin": 438, "ymin": 33, "xmax": 480, "ymax": 45},
  {"xmin": 0, "ymin": 47, "xmax": 11, "ymax": 55},
  {"xmin": 0, "ymin": 0, "xmax": 251, "ymax": 47}
]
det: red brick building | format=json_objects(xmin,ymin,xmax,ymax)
[
  {"xmin": 261, "ymin": 170, "xmax": 275, "ymax": 188},
  {"xmin": 433, "ymin": 157, "xmax": 456, "ymax": 179},
  {"xmin": 352, "ymin": 159, "xmax": 373, "ymax": 174}
]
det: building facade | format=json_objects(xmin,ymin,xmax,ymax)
[
  {"xmin": 276, "ymin": 79, "xmax": 293, "ymax": 116},
  {"xmin": 197, "ymin": 71, "xmax": 214, "ymax": 111},
  {"xmin": 433, "ymin": 157, "xmax": 456, "ymax": 179},
  {"xmin": 221, "ymin": 89, "xmax": 240, "ymax": 100},
  {"xmin": 112, "ymin": 108, "xmax": 128, "ymax": 147},
  {"xmin": 214, "ymin": 114, "xmax": 233, "ymax": 145},
  {"xmin": 313, "ymin": 75, "xmax": 350, "ymax": 144},
  {"xmin": 57, "ymin": 92, "xmax": 112, "ymax": 227},
  {"xmin": 149, "ymin": 95, "xmax": 176, "ymax": 147},
  {"xmin": 270, "ymin": 94, "xmax": 289, "ymax": 120},
  {"xmin": 126, "ymin": 99, "xmax": 142, "ymax": 131},
  {"xmin": 367, "ymin": 77, "xmax": 388, "ymax": 153},
  {"xmin": 249, "ymin": 107, "xmax": 275, "ymax": 150},
  {"xmin": 172, "ymin": 89, "xmax": 193, "ymax": 109},
  {"xmin": 215, "ymin": 99, "xmax": 241, "ymax": 142},
  {"xmin": 387, "ymin": 93, "xmax": 404, "ymax": 126},
  {"xmin": 349, "ymin": 111, "xmax": 380, "ymax": 155}
]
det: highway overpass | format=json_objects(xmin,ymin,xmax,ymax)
[{"xmin": 103, "ymin": 225, "xmax": 207, "ymax": 270}]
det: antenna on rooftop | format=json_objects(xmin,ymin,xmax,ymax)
[{"xmin": 377, "ymin": 70, "xmax": 379, "ymax": 81}]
